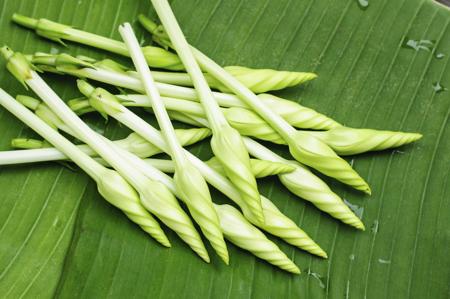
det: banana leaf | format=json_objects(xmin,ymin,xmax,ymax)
[{"xmin": 0, "ymin": 0, "xmax": 449, "ymax": 298}]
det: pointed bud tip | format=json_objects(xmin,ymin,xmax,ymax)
[
  {"xmin": 291, "ymin": 265, "xmax": 301, "ymax": 275},
  {"xmin": 161, "ymin": 240, "xmax": 171, "ymax": 248},
  {"xmin": 412, "ymin": 133, "xmax": 423, "ymax": 141},
  {"xmin": 76, "ymin": 79, "xmax": 95, "ymax": 96},
  {"xmin": 305, "ymin": 73, "xmax": 318, "ymax": 80},
  {"xmin": 199, "ymin": 252, "xmax": 211, "ymax": 263},
  {"xmin": 220, "ymin": 254, "xmax": 230, "ymax": 265}
]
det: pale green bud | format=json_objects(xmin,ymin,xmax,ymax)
[
  {"xmin": 223, "ymin": 107, "xmax": 285, "ymax": 144},
  {"xmin": 206, "ymin": 156, "xmax": 295, "ymax": 178},
  {"xmin": 167, "ymin": 110, "xmax": 206, "ymax": 127},
  {"xmin": 141, "ymin": 46, "xmax": 183, "ymax": 70},
  {"xmin": 1, "ymin": 46, "xmax": 35, "ymax": 89},
  {"xmin": 77, "ymin": 80, "xmax": 123, "ymax": 119},
  {"xmin": 11, "ymin": 138, "xmax": 50, "ymax": 149},
  {"xmin": 94, "ymin": 58, "xmax": 129, "ymax": 74},
  {"xmin": 215, "ymin": 204, "xmax": 300, "ymax": 274},
  {"xmin": 111, "ymin": 128, "xmax": 211, "ymax": 158},
  {"xmin": 241, "ymin": 196, "xmax": 328, "ymax": 258},
  {"xmin": 34, "ymin": 102, "xmax": 64, "ymax": 130},
  {"xmin": 139, "ymin": 176, "xmax": 209, "ymax": 263},
  {"xmin": 260, "ymin": 197, "xmax": 327, "ymax": 257},
  {"xmin": 308, "ymin": 127, "xmax": 423, "ymax": 155},
  {"xmin": 210, "ymin": 125, "xmax": 264, "ymax": 223},
  {"xmin": 207, "ymin": 66, "xmax": 317, "ymax": 93},
  {"xmin": 67, "ymin": 97, "xmax": 93, "ymax": 115},
  {"xmin": 138, "ymin": 15, "xmax": 172, "ymax": 48},
  {"xmin": 15, "ymin": 95, "xmax": 40, "ymax": 110},
  {"xmin": 278, "ymin": 162, "xmax": 365, "ymax": 230},
  {"xmin": 32, "ymin": 53, "xmax": 94, "ymax": 69},
  {"xmin": 96, "ymin": 168, "xmax": 170, "ymax": 247},
  {"xmin": 174, "ymin": 164, "xmax": 228, "ymax": 264},
  {"xmin": 258, "ymin": 94, "xmax": 341, "ymax": 130},
  {"xmin": 288, "ymin": 131, "xmax": 371, "ymax": 194}
]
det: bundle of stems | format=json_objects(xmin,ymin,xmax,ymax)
[{"xmin": 0, "ymin": 0, "xmax": 423, "ymax": 274}]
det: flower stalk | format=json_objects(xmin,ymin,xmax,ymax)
[
  {"xmin": 149, "ymin": 0, "xmax": 264, "ymax": 223},
  {"xmin": 119, "ymin": 23, "xmax": 228, "ymax": 263},
  {"xmin": 1, "ymin": 46, "xmax": 210, "ymax": 263},
  {"xmin": 67, "ymin": 81, "xmax": 324, "ymax": 256},
  {"xmin": 0, "ymin": 87, "xmax": 171, "ymax": 247},
  {"xmin": 29, "ymin": 52, "xmax": 340, "ymax": 130},
  {"xmin": 11, "ymin": 14, "xmax": 184, "ymax": 70},
  {"xmin": 138, "ymin": 16, "xmax": 371, "ymax": 193}
]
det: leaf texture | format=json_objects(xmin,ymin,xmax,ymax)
[{"xmin": 0, "ymin": 0, "xmax": 449, "ymax": 298}]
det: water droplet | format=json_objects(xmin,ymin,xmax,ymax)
[
  {"xmin": 307, "ymin": 269, "xmax": 326, "ymax": 289},
  {"xmin": 371, "ymin": 220, "xmax": 379, "ymax": 234},
  {"xmin": 344, "ymin": 199, "xmax": 364, "ymax": 218},
  {"xmin": 433, "ymin": 82, "xmax": 447, "ymax": 93},
  {"xmin": 378, "ymin": 258, "xmax": 391, "ymax": 264},
  {"xmin": 394, "ymin": 150, "xmax": 405, "ymax": 154},
  {"xmin": 349, "ymin": 254, "xmax": 355, "ymax": 261},
  {"xmin": 436, "ymin": 53, "xmax": 445, "ymax": 59},
  {"xmin": 402, "ymin": 38, "xmax": 434, "ymax": 52},
  {"xmin": 356, "ymin": 0, "xmax": 369, "ymax": 10}
]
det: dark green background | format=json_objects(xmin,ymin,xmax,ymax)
[{"xmin": 0, "ymin": 0, "xmax": 449, "ymax": 298}]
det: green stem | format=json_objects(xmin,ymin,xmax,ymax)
[{"xmin": 12, "ymin": 14, "xmax": 183, "ymax": 70}]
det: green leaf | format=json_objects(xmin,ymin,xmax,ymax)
[{"xmin": 0, "ymin": 0, "xmax": 449, "ymax": 298}]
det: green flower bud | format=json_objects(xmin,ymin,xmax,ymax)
[
  {"xmin": 67, "ymin": 97, "xmax": 93, "ymax": 115},
  {"xmin": 78, "ymin": 80, "xmax": 123, "ymax": 119},
  {"xmin": 210, "ymin": 125, "xmax": 264, "ymax": 223},
  {"xmin": 207, "ymin": 66, "xmax": 317, "ymax": 93},
  {"xmin": 223, "ymin": 106, "xmax": 285, "ymax": 144},
  {"xmin": 141, "ymin": 46, "xmax": 183, "ymax": 70},
  {"xmin": 94, "ymin": 59, "xmax": 129, "ymax": 74},
  {"xmin": 287, "ymin": 131, "xmax": 371, "ymax": 194},
  {"xmin": 1, "ymin": 46, "xmax": 35, "ymax": 89},
  {"xmin": 206, "ymin": 156, "xmax": 295, "ymax": 178},
  {"xmin": 138, "ymin": 176, "xmax": 210, "ymax": 263},
  {"xmin": 34, "ymin": 102, "xmax": 64, "ymax": 130},
  {"xmin": 239, "ymin": 196, "xmax": 327, "ymax": 258},
  {"xmin": 215, "ymin": 204, "xmax": 300, "ymax": 274},
  {"xmin": 279, "ymin": 162, "xmax": 365, "ymax": 230},
  {"xmin": 138, "ymin": 15, "xmax": 171, "ymax": 48},
  {"xmin": 174, "ymin": 164, "xmax": 228, "ymax": 264},
  {"xmin": 308, "ymin": 127, "xmax": 423, "ymax": 155},
  {"xmin": 15, "ymin": 95, "xmax": 40, "ymax": 110},
  {"xmin": 258, "ymin": 94, "xmax": 341, "ymax": 130},
  {"xmin": 96, "ymin": 168, "xmax": 171, "ymax": 247},
  {"xmin": 11, "ymin": 138, "xmax": 50, "ymax": 149}
]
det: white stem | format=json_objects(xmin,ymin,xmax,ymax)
[
  {"xmin": 150, "ymin": 0, "xmax": 228, "ymax": 132},
  {"xmin": 81, "ymin": 67, "xmax": 245, "ymax": 107},
  {"xmin": 119, "ymin": 23, "xmax": 186, "ymax": 163},
  {"xmin": 26, "ymin": 71, "xmax": 148, "ymax": 189},
  {"xmin": 0, "ymin": 146, "xmax": 177, "ymax": 173},
  {"xmin": 117, "ymin": 95, "xmax": 206, "ymax": 116},
  {"xmin": 86, "ymin": 99, "xmax": 247, "ymax": 209},
  {"xmin": 0, "ymin": 88, "xmax": 103, "ymax": 180}
]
